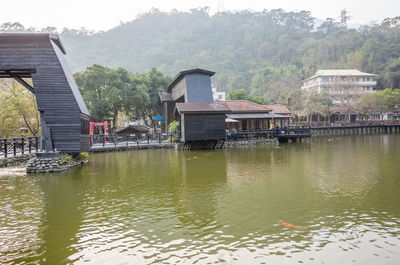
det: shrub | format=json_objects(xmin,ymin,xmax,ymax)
[
  {"xmin": 59, "ymin": 153, "xmax": 73, "ymax": 165},
  {"xmin": 168, "ymin": 121, "xmax": 180, "ymax": 141}
]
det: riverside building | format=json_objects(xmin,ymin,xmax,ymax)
[{"xmin": 301, "ymin": 69, "xmax": 377, "ymax": 123}]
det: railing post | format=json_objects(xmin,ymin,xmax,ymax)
[
  {"xmin": 136, "ymin": 136, "xmax": 139, "ymax": 147},
  {"xmin": 4, "ymin": 139, "xmax": 7, "ymax": 158},
  {"xmin": 13, "ymin": 138, "xmax": 17, "ymax": 156},
  {"xmin": 28, "ymin": 137, "xmax": 32, "ymax": 153},
  {"xmin": 21, "ymin": 138, "xmax": 25, "ymax": 155},
  {"xmin": 126, "ymin": 134, "xmax": 128, "ymax": 147}
]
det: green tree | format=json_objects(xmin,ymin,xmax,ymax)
[
  {"xmin": 359, "ymin": 88, "xmax": 400, "ymax": 119},
  {"xmin": 383, "ymin": 57, "xmax": 400, "ymax": 88},
  {"xmin": 302, "ymin": 90, "xmax": 332, "ymax": 123},
  {"xmin": 250, "ymin": 65, "xmax": 305, "ymax": 104},
  {"xmin": 227, "ymin": 89, "xmax": 249, "ymax": 100},
  {"xmin": 0, "ymin": 79, "xmax": 40, "ymax": 137},
  {"xmin": 126, "ymin": 68, "xmax": 171, "ymax": 128},
  {"xmin": 227, "ymin": 89, "xmax": 268, "ymax": 104},
  {"xmin": 74, "ymin": 64, "xmax": 133, "ymax": 130}
]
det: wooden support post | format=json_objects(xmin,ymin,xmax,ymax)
[{"xmin": 28, "ymin": 138, "xmax": 32, "ymax": 153}]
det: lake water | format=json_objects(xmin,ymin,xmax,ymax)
[{"xmin": 1, "ymin": 134, "xmax": 400, "ymax": 264}]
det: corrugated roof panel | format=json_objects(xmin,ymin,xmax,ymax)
[
  {"xmin": 176, "ymin": 102, "xmax": 231, "ymax": 113},
  {"xmin": 226, "ymin": 113, "xmax": 290, "ymax": 119}
]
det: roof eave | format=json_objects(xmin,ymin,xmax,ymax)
[{"xmin": 167, "ymin": 68, "xmax": 215, "ymax": 92}]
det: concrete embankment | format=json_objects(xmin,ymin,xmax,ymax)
[{"xmin": 89, "ymin": 143, "xmax": 176, "ymax": 153}]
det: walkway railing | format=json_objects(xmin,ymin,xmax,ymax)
[
  {"xmin": 226, "ymin": 127, "xmax": 311, "ymax": 141},
  {"xmin": 305, "ymin": 120, "xmax": 400, "ymax": 127},
  {"xmin": 226, "ymin": 129, "xmax": 276, "ymax": 141},
  {"xmin": 0, "ymin": 136, "xmax": 40, "ymax": 158},
  {"xmin": 90, "ymin": 133, "xmax": 173, "ymax": 149}
]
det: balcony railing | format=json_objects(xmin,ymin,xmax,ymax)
[{"xmin": 317, "ymin": 80, "xmax": 377, "ymax": 86}]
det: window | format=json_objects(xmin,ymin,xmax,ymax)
[
  {"xmin": 370, "ymin": 114, "xmax": 380, "ymax": 120},
  {"xmin": 81, "ymin": 117, "xmax": 90, "ymax": 135}
]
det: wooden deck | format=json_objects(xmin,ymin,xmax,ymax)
[{"xmin": 276, "ymin": 128, "xmax": 312, "ymax": 142}]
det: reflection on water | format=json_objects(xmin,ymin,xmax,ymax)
[{"xmin": 1, "ymin": 134, "xmax": 400, "ymax": 264}]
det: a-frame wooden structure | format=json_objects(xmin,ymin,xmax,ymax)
[{"xmin": 0, "ymin": 33, "xmax": 90, "ymax": 153}]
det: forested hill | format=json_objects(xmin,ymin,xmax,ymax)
[{"xmin": 2, "ymin": 9, "xmax": 400, "ymax": 99}]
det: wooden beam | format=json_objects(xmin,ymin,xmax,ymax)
[{"xmin": 12, "ymin": 76, "xmax": 35, "ymax": 94}]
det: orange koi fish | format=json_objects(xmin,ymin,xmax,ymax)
[
  {"xmin": 279, "ymin": 222, "xmax": 306, "ymax": 229},
  {"xmin": 242, "ymin": 171, "xmax": 249, "ymax": 174}
]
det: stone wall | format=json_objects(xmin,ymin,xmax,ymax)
[
  {"xmin": 26, "ymin": 156, "xmax": 86, "ymax": 173},
  {"xmin": 0, "ymin": 154, "xmax": 36, "ymax": 167},
  {"xmin": 224, "ymin": 139, "xmax": 277, "ymax": 148}
]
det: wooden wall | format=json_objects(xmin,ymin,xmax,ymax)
[
  {"xmin": 172, "ymin": 77, "xmax": 186, "ymax": 101},
  {"xmin": 0, "ymin": 34, "xmax": 90, "ymax": 153},
  {"xmin": 182, "ymin": 114, "xmax": 226, "ymax": 142},
  {"xmin": 185, "ymin": 73, "xmax": 213, "ymax": 103}
]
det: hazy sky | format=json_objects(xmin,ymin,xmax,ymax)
[{"xmin": 1, "ymin": 0, "xmax": 399, "ymax": 31}]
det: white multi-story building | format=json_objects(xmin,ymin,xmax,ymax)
[
  {"xmin": 212, "ymin": 86, "xmax": 226, "ymax": 101},
  {"xmin": 301, "ymin": 69, "xmax": 376, "ymax": 104}
]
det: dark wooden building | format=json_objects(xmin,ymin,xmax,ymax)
[
  {"xmin": 0, "ymin": 33, "xmax": 90, "ymax": 153},
  {"xmin": 160, "ymin": 69, "xmax": 216, "ymax": 132},
  {"xmin": 176, "ymin": 102, "xmax": 230, "ymax": 142},
  {"xmin": 160, "ymin": 69, "xmax": 230, "ymax": 148}
]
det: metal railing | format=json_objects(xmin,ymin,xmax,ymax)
[{"xmin": 0, "ymin": 136, "xmax": 40, "ymax": 158}]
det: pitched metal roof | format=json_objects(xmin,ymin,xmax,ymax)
[
  {"xmin": 304, "ymin": 69, "xmax": 375, "ymax": 82},
  {"xmin": 0, "ymin": 33, "xmax": 66, "ymax": 54},
  {"xmin": 263, "ymin": 104, "xmax": 292, "ymax": 115},
  {"xmin": 226, "ymin": 113, "xmax": 291, "ymax": 119},
  {"xmin": 315, "ymin": 69, "xmax": 375, "ymax": 76},
  {"xmin": 159, "ymin": 91, "xmax": 173, "ymax": 102},
  {"xmin": 167, "ymin": 68, "xmax": 215, "ymax": 92},
  {"xmin": 176, "ymin": 102, "xmax": 231, "ymax": 114},
  {"xmin": 218, "ymin": 100, "xmax": 271, "ymax": 113}
]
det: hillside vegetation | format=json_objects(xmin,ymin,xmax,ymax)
[{"xmin": 1, "ymin": 9, "xmax": 400, "ymax": 105}]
